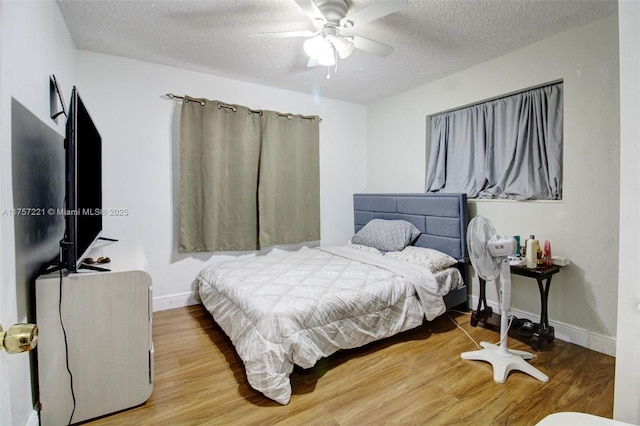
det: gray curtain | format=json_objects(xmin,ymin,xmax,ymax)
[
  {"xmin": 179, "ymin": 99, "xmax": 262, "ymax": 252},
  {"xmin": 426, "ymin": 83, "xmax": 563, "ymax": 200},
  {"xmin": 179, "ymin": 97, "xmax": 320, "ymax": 252},
  {"xmin": 259, "ymin": 112, "xmax": 320, "ymax": 247}
]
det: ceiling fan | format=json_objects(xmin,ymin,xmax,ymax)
[{"xmin": 249, "ymin": 0, "xmax": 408, "ymax": 68}]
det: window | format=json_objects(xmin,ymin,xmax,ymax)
[
  {"xmin": 425, "ymin": 82, "xmax": 563, "ymax": 200},
  {"xmin": 178, "ymin": 97, "xmax": 320, "ymax": 252}
]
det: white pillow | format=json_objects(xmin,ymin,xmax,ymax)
[
  {"xmin": 346, "ymin": 239, "xmax": 383, "ymax": 254},
  {"xmin": 385, "ymin": 246, "xmax": 457, "ymax": 272},
  {"xmin": 351, "ymin": 219, "xmax": 421, "ymax": 252}
]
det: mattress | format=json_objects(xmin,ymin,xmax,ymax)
[
  {"xmin": 198, "ymin": 246, "xmax": 459, "ymax": 404},
  {"xmin": 434, "ymin": 266, "xmax": 463, "ymax": 294}
]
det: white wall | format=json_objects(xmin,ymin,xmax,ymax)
[
  {"xmin": 367, "ymin": 15, "xmax": 620, "ymax": 353},
  {"xmin": 0, "ymin": 1, "xmax": 628, "ymax": 424},
  {"xmin": 74, "ymin": 52, "xmax": 368, "ymax": 309},
  {"xmin": 614, "ymin": 1, "xmax": 640, "ymax": 423},
  {"xmin": 0, "ymin": 1, "xmax": 77, "ymax": 425}
]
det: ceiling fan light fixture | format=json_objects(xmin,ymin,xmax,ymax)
[
  {"xmin": 333, "ymin": 36, "xmax": 354, "ymax": 59},
  {"xmin": 303, "ymin": 35, "xmax": 326, "ymax": 59},
  {"xmin": 317, "ymin": 45, "xmax": 336, "ymax": 66},
  {"xmin": 284, "ymin": 0, "xmax": 406, "ymax": 74}
]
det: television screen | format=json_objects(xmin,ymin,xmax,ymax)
[{"xmin": 61, "ymin": 86, "xmax": 102, "ymax": 272}]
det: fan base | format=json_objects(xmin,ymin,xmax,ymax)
[{"xmin": 461, "ymin": 341, "xmax": 549, "ymax": 383}]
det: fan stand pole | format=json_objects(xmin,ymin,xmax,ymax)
[{"xmin": 461, "ymin": 258, "xmax": 549, "ymax": 383}]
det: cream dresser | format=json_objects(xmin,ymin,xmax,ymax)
[{"xmin": 36, "ymin": 239, "xmax": 153, "ymax": 425}]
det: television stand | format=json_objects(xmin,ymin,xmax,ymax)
[
  {"xmin": 40, "ymin": 261, "xmax": 110, "ymax": 274},
  {"xmin": 78, "ymin": 262, "xmax": 110, "ymax": 272},
  {"xmin": 38, "ymin": 256, "xmax": 112, "ymax": 274},
  {"xmin": 39, "ymin": 261, "xmax": 65, "ymax": 275}
]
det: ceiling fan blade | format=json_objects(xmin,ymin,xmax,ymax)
[
  {"xmin": 340, "ymin": 0, "xmax": 408, "ymax": 28},
  {"xmin": 294, "ymin": 0, "xmax": 327, "ymax": 26},
  {"xmin": 248, "ymin": 30, "xmax": 317, "ymax": 39},
  {"xmin": 307, "ymin": 57, "xmax": 320, "ymax": 67},
  {"xmin": 350, "ymin": 34, "xmax": 394, "ymax": 57}
]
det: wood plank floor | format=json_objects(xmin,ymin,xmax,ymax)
[{"xmin": 87, "ymin": 304, "xmax": 614, "ymax": 426}]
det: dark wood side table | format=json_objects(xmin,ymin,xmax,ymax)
[{"xmin": 470, "ymin": 264, "xmax": 561, "ymax": 351}]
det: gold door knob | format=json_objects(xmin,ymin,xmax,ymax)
[{"xmin": 0, "ymin": 323, "xmax": 38, "ymax": 354}]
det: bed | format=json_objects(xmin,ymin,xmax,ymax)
[{"xmin": 197, "ymin": 193, "xmax": 468, "ymax": 404}]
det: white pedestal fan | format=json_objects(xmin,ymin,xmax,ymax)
[{"xmin": 461, "ymin": 215, "xmax": 549, "ymax": 383}]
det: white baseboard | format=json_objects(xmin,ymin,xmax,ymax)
[
  {"xmin": 468, "ymin": 295, "xmax": 616, "ymax": 357},
  {"xmin": 152, "ymin": 292, "xmax": 616, "ymax": 356},
  {"xmin": 589, "ymin": 332, "xmax": 617, "ymax": 357},
  {"xmin": 153, "ymin": 291, "xmax": 200, "ymax": 312}
]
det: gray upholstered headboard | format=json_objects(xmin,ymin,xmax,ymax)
[{"xmin": 353, "ymin": 193, "xmax": 468, "ymax": 261}]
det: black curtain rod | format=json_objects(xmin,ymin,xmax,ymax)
[{"xmin": 165, "ymin": 93, "xmax": 321, "ymax": 122}]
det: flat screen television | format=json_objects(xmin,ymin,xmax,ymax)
[{"xmin": 59, "ymin": 86, "xmax": 103, "ymax": 272}]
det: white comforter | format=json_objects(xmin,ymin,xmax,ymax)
[{"xmin": 197, "ymin": 246, "xmax": 449, "ymax": 404}]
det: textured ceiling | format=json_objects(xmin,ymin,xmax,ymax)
[{"xmin": 56, "ymin": 0, "xmax": 617, "ymax": 105}]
